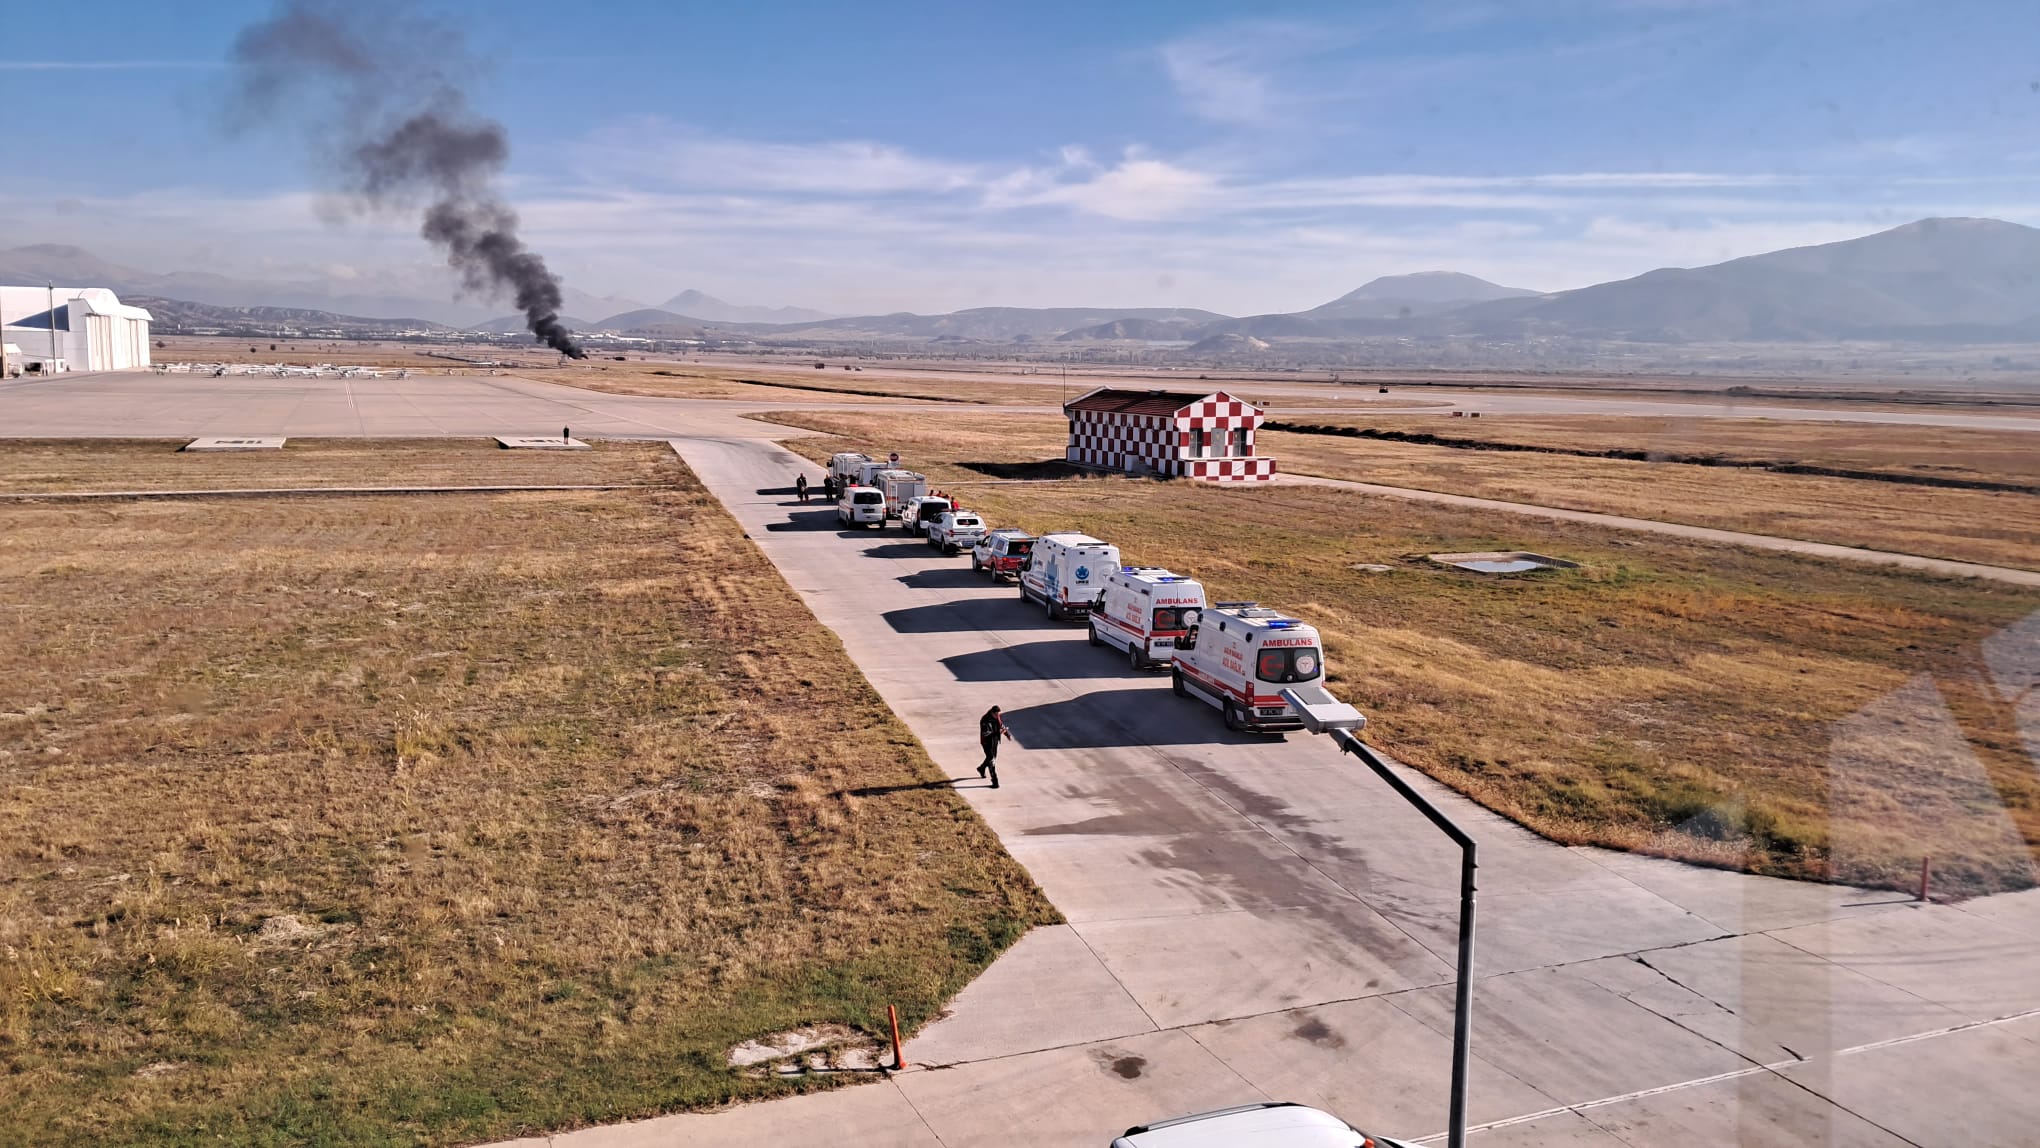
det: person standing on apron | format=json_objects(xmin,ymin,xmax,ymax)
[{"xmin": 978, "ymin": 705, "xmax": 1011, "ymax": 788}]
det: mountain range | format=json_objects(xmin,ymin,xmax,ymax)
[{"xmin": 10, "ymin": 218, "xmax": 2039, "ymax": 348}]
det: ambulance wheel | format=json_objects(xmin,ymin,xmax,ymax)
[
  {"xmin": 1130, "ymin": 645, "xmax": 1147, "ymax": 672},
  {"xmin": 1046, "ymin": 597, "xmax": 1062, "ymax": 621},
  {"xmin": 1019, "ymin": 583, "xmax": 1030, "ymax": 602},
  {"xmin": 1087, "ymin": 621, "xmax": 1102, "ymax": 647},
  {"xmin": 971, "ymin": 555, "xmax": 983, "ymax": 572},
  {"xmin": 1223, "ymin": 701, "xmax": 1246, "ymax": 732},
  {"xmin": 1171, "ymin": 667, "xmax": 1188, "ymax": 698}
]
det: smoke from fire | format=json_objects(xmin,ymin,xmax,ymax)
[{"xmin": 230, "ymin": 1, "xmax": 583, "ymax": 357}]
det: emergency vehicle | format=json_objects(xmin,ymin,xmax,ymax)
[
  {"xmin": 830, "ymin": 452, "xmax": 872, "ymax": 489},
  {"xmin": 1088, "ymin": 567, "xmax": 1206, "ymax": 670},
  {"xmin": 971, "ymin": 529, "xmax": 1033, "ymax": 580},
  {"xmin": 873, "ymin": 469, "xmax": 928, "ymax": 519},
  {"xmin": 1170, "ymin": 602, "xmax": 1326, "ymax": 732},
  {"xmin": 901, "ymin": 495, "xmax": 953, "ymax": 535},
  {"xmin": 1018, "ymin": 533, "xmax": 1119, "ymax": 620},
  {"xmin": 837, "ymin": 485, "xmax": 885, "ymax": 529},
  {"xmin": 926, "ymin": 509, "xmax": 986, "ymax": 554}
]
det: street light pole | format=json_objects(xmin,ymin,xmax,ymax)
[{"xmin": 1280, "ymin": 686, "xmax": 1477, "ymax": 1148}]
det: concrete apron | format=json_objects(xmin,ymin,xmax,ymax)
[{"xmin": 511, "ymin": 433, "xmax": 2040, "ymax": 1148}]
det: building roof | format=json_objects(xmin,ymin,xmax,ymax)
[{"xmin": 1063, "ymin": 388, "xmax": 1253, "ymax": 418}]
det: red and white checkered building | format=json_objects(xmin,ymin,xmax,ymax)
[{"xmin": 1063, "ymin": 388, "xmax": 1277, "ymax": 482}]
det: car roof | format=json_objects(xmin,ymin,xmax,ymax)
[{"xmin": 1114, "ymin": 1103, "xmax": 1377, "ymax": 1148}]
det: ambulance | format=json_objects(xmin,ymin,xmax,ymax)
[
  {"xmin": 873, "ymin": 469, "xmax": 928, "ymax": 519},
  {"xmin": 1017, "ymin": 533, "xmax": 1119, "ymax": 621},
  {"xmin": 830, "ymin": 452, "xmax": 872, "ymax": 489},
  {"xmin": 1170, "ymin": 602, "xmax": 1326, "ymax": 733},
  {"xmin": 1089, "ymin": 567, "xmax": 1206, "ymax": 670}
]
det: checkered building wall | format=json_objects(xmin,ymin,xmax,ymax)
[{"xmin": 1065, "ymin": 392, "xmax": 1278, "ymax": 483}]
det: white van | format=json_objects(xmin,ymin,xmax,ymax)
[
  {"xmin": 1018, "ymin": 533, "xmax": 1119, "ymax": 621},
  {"xmin": 837, "ymin": 485, "xmax": 885, "ymax": 529},
  {"xmin": 1089, "ymin": 567, "xmax": 1206, "ymax": 670},
  {"xmin": 1171, "ymin": 602, "xmax": 1326, "ymax": 732}
]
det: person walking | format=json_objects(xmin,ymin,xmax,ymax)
[
  {"xmin": 978, "ymin": 705, "xmax": 1012, "ymax": 788},
  {"xmin": 822, "ymin": 474, "xmax": 836, "ymax": 501},
  {"xmin": 795, "ymin": 473, "xmax": 809, "ymax": 503}
]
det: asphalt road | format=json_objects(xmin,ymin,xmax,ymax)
[{"xmin": 8, "ymin": 372, "xmax": 2040, "ymax": 1145}]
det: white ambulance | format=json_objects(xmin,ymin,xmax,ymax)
[
  {"xmin": 1171, "ymin": 602, "xmax": 1327, "ymax": 733},
  {"xmin": 830, "ymin": 452, "xmax": 872, "ymax": 488},
  {"xmin": 874, "ymin": 469, "xmax": 928, "ymax": 520},
  {"xmin": 837, "ymin": 485, "xmax": 886, "ymax": 529},
  {"xmin": 1017, "ymin": 533, "xmax": 1119, "ymax": 621},
  {"xmin": 1089, "ymin": 567, "xmax": 1206, "ymax": 670}
]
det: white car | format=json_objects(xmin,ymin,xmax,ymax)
[
  {"xmin": 926, "ymin": 510, "xmax": 987, "ymax": 555},
  {"xmin": 1111, "ymin": 1102, "xmax": 1415, "ymax": 1148},
  {"xmin": 837, "ymin": 485, "xmax": 885, "ymax": 529}
]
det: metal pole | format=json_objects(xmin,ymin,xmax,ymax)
[
  {"xmin": 50, "ymin": 282, "xmax": 60, "ymax": 373},
  {"xmin": 1331, "ymin": 729, "xmax": 1477, "ymax": 1148}
]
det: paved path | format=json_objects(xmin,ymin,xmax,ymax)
[
  {"xmin": 482, "ymin": 426, "xmax": 2040, "ymax": 1147},
  {"xmin": 1268, "ymin": 473, "xmax": 2040, "ymax": 586}
]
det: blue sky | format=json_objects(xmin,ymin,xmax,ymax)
[{"xmin": 4, "ymin": 0, "xmax": 2038, "ymax": 316}]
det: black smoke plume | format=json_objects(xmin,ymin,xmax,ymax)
[{"xmin": 229, "ymin": 1, "xmax": 583, "ymax": 357}]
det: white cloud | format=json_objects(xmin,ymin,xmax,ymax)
[{"xmin": 575, "ymin": 120, "xmax": 982, "ymax": 195}]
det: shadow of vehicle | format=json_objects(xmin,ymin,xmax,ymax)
[
  {"xmin": 898, "ymin": 569, "xmax": 985, "ymax": 590},
  {"xmin": 864, "ymin": 541, "xmax": 940, "ymax": 559},
  {"xmin": 1002, "ymin": 686, "xmax": 1269, "ymax": 749},
  {"xmin": 940, "ymin": 640, "xmax": 1131, "ymax": 682},
  {"xmin": 763, "ymin": 509, "xmax": 842, "ymax": 532},
  {"xmin": 881, "ymin": 598, "xmax": 1064, "ymax": 634}
]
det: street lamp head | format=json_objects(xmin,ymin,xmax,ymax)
[{"xmin": 1278, "ymin": 684, "xmax": 1368, "ymax": 735}]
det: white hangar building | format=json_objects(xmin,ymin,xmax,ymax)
[{"xmin": 1, "ymin": 286, "xmax": 153, "ymax": 374}]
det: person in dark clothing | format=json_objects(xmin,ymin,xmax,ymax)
[
  {"xmin": 978, "ymin": 705, "xmax": 1011, "ymax": 788},
  {"xmin": 795, "ymin": 473, "xmax": 809, "ymax": 503},
  {"xmin": 822, "ymin": 475, "xmax": 836, "ymax": 500}
]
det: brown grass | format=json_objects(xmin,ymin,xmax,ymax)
[
  {"xmin": 757, "ymin": 410, "xmax": 2040, "ymax": 570},
  {"xmin": 0, "ymin": 438, "xmax": 675, "ymax": 494},
  {"xmin": 0, "ymin": 442, "xmax": 1054, "ymax": 1146},
  {"xmin": 765, "ymin": 411, "xmax": 2040, "ymax": 897}
]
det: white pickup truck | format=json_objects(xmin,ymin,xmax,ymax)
[{"xmin": 926, "ymin": 509, "xmax": 987, "ymax": 555}]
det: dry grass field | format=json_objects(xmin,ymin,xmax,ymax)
[
  {"xmin": 768, "ymin": 411, "xmax": 2040, "ymax": 897},
  {"xmin": 1275, "ymin": 411, "xmax": 2040, "ymax": 487},
  {"xmin": 0, "ymin": 442, "xmax": 1054, "ymax": 1146},
  {"xmin": 0, "ymin": 438, "xmax": 673, "ymax": 494},
  {"xmin": 766, "ymin": 411, "xmax": 2040, "ymax": 570}
]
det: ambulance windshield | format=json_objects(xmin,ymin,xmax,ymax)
[{"xmin": 1256, "ymin": 646, "xmax": 1322, "ymax": 683}]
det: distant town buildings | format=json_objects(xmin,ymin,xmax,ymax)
[{"xmin": 0, "ymin": 286, "xmax": 153, "ymax": 374}]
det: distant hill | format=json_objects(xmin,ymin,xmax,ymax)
[
  {"xmin": 471, "ymin": 313, "xmax": 592, "ymax": 334},
  {"xmin": 1453, "ymin": 218, "xmax": 2040, "ymax": 342},
  {"xmin": 1055, "ymin": 317, "xmax": 1204, "ymax": 342},
  {"xmin": 1304, "ymin": 271, "xmax": 1541, "ymax": 320},
  {"xmin": 1187, "ymin": 332, "xmax": 1271, "ymax": 354},
  {"xmin": 128, "ymin": 295, "xmax": 451, "ymax": 333},
  {"xmin": 660, "ymin": 290, "xmax": 836, "ymax": 325},
  {"xmin": 786, "ymin": 306, "xmax": 1231, "ymax": 341}
]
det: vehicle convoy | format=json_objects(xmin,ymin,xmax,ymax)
[
  {"xmin": 1171, "ymin": 602, "xmax": 1326, "ymax": 732},
  {"xmin": 900, "ymin": 495, "xmax": 953, "ymax": 535},
  {"xmin": 1112, "ymin": 1102, "xmax": 1413, "ymax": 1148},
  {"xmin": 874, "ymin": 469, "xmax": 928, "ymax": 520},
  {"xmin": 1090, "ymin": 566, "xmax": 1207, "ymax": 670},
  {"xmin": 837, "ymin": 485, "xmax": 885, "ymax": 529},
  {"xmin": 971, "ymin": 529, "xmax": 1034, "ymax": 580},
  {"xmin": 1019, "ymin": 533, "xmax": 1119, "ymax": 620},
  {"xmin": 926, "ymin": 509, "xmax": 986, "ymax": 554},
  {"xmin": 829, "ymin": 452, "xmax": 873, "ymax": 490}
]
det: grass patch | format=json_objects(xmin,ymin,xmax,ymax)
[
  {"xmin": 763, "ymin": 411, "xmax": 2040, "ymax": 897},
  {"xmin": 0, "ymin": 442, "xmax": 1055, "ymax": 1146},
  {"xmin": 756, "ymin": 410, "xmax": 2040, "ymax": 571}
]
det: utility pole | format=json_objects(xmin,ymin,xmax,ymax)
[
  {"xmin": 1281, "ymin": 686, "xmax": 1477, "ymax": 1148},
  {"xmin": 49, "ymin": 282, "xmax": 60, "ymax": 374}
]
